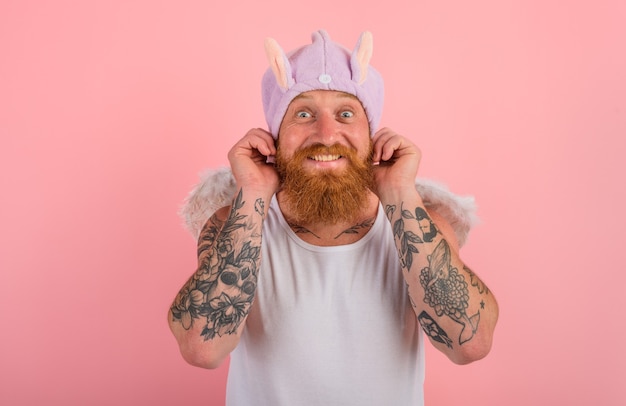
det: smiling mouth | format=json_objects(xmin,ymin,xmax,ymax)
[{"xmin": 309, "ymin": 154, "xmax": 342, "ymax": 162}]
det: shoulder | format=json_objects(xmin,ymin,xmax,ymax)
[
  {"xmin": 415, "ymin": 178, "xmax": 478, "ymax": 248},
  {"xmin": 179, "ymin": 168, "xmax": 237, "ymax": 239},
  {"xmin": 428, "ymin": 209, "xmax": 461, "ymax": 253}
]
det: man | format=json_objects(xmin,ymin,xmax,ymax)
[{"xmin": 169, "ymin": 30, "xmax": 498, "ymax": 405}]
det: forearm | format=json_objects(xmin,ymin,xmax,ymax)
[
  {"xmin": 379, "ymin": 186, "xmax": 498, "ymax": 364},
  {"xmin": 168, "ymin": 187, "xmax": 271, "ymax": 368}
]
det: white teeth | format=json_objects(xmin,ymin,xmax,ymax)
[{"xmin": 311, "ymin": 154, "xmax": 341, "ymax": 162}]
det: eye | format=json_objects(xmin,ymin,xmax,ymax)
[
  {"xmin": 340, "ymin": 111, "xmax": 354, "ymax": 118},
  {"xmin": 296, "ymin": 111, "xmax": 312, "ymax": 118}
]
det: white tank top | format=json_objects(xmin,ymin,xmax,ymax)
[{"xmin": 226, "ymin": 196, "xmax": 425, "ymax": 406}]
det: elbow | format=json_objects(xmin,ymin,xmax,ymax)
[
  {"xmin": 168, "ymin": 313, "xmax": 232, "ymax": 369},
  {"xmin": 179, "ymin": 343, "xmax": 228, "ymax": 369},
  {"xmin": 450, "ymin": 317, "xmax": 498, "ymax": 365},
  {"xmin": 449, "ymin": 339, "xmax": 493, "ymax": 365}
]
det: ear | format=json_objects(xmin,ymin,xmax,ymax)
[
  {"xmin": 264, "ymin": 38, "xmax": 293, "ymax": 91},
  {"xmin": 351, "ymin": 31, "xmax": 374, "ymax": 85}
]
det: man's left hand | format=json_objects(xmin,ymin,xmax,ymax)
[{"xmin": 371, "ymin": 127, "xmax": 421, "ymax": 197}]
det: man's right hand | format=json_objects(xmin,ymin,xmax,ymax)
[{"xmin": 227, "ymin": 128, "xmax": 280, "ymax": 195}]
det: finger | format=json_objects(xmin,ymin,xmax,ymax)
[
  {"xmin": 246, "ymin": 128, "xmax": 277, "ymax": 156},
  {"xmin": 372, "ymin": 127, "xmax": 397, "ymax": 162},
  {"xmin": 373, "ymin": 129, "xmax": 405, "ymax": 162},
  {"xmin": 234, "ymin": 128, "xmax": 277, "ymax": 158},
  {"xmin": 381, "ymin": 138, "xmax": 403, "ymax": 162}
]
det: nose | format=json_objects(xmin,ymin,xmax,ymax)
[{"xmin": 312, "ymin": 111, "xmax": 339, "ymax": 144}]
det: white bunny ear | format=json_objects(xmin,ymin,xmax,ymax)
[
  {"xmin": 351, "ymin": 31, "xmax": 374, "ymax": 85},
  {"xmin": 264, "ymin": 38, "xmax": 293, "ymax": 90}
]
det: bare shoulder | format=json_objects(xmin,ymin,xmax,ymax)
[
  {"xmin": 213, "ymin": 206, "xmax": 231, "ymax": 221},
  {"xmin": 197, "ymin": 206, "xmax": 231, "ymax": 239},
  {"xmin": 429, "ymin": 208, "xmax": 460, "ymax": 252}
]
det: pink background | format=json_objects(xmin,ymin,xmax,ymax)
[{"xmin": 2, "ymin": 1, "xmax": 625, "ymax": 405}]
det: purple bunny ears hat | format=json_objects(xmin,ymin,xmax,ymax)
[{"xmin": 261, "ymin": 30, "xmax": 384, "ymax": 138}]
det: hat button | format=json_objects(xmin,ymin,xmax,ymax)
[{"xmin": 318, "ymin": 74, "xmax": 332, "ymax": 84}]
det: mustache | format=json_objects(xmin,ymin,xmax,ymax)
[{"xmin": 296, "ymin": 143, "xmax": 357, "ymax": 158}]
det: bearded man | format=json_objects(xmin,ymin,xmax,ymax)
[{"xmin": 168, "ymin": 30, "xmax": 499, "ymax": 406}]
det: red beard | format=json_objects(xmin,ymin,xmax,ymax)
[{"xmin": 275, "ymin": 142, "xmax": 374, "ymax": 225}]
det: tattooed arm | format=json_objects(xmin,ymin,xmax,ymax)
[
  {"xmin": 168, "ymin": 128, "xmax": 279, "ymax": 368},
  {"xmin": 372, "ymin": 128, "xmax": 498, "ymax": 365}
]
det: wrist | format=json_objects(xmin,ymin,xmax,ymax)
[
  {"xmin": 237, "ymin": 185, "xmax": 275, "ymax": 198},
  {"xmin": 376, "ymin": 181, "xmax": 423, "ymax": 207}
]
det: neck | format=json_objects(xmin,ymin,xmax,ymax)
[{"xmin": 277, "ymin": 190, "xmax": 380, "ymax": 246}]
